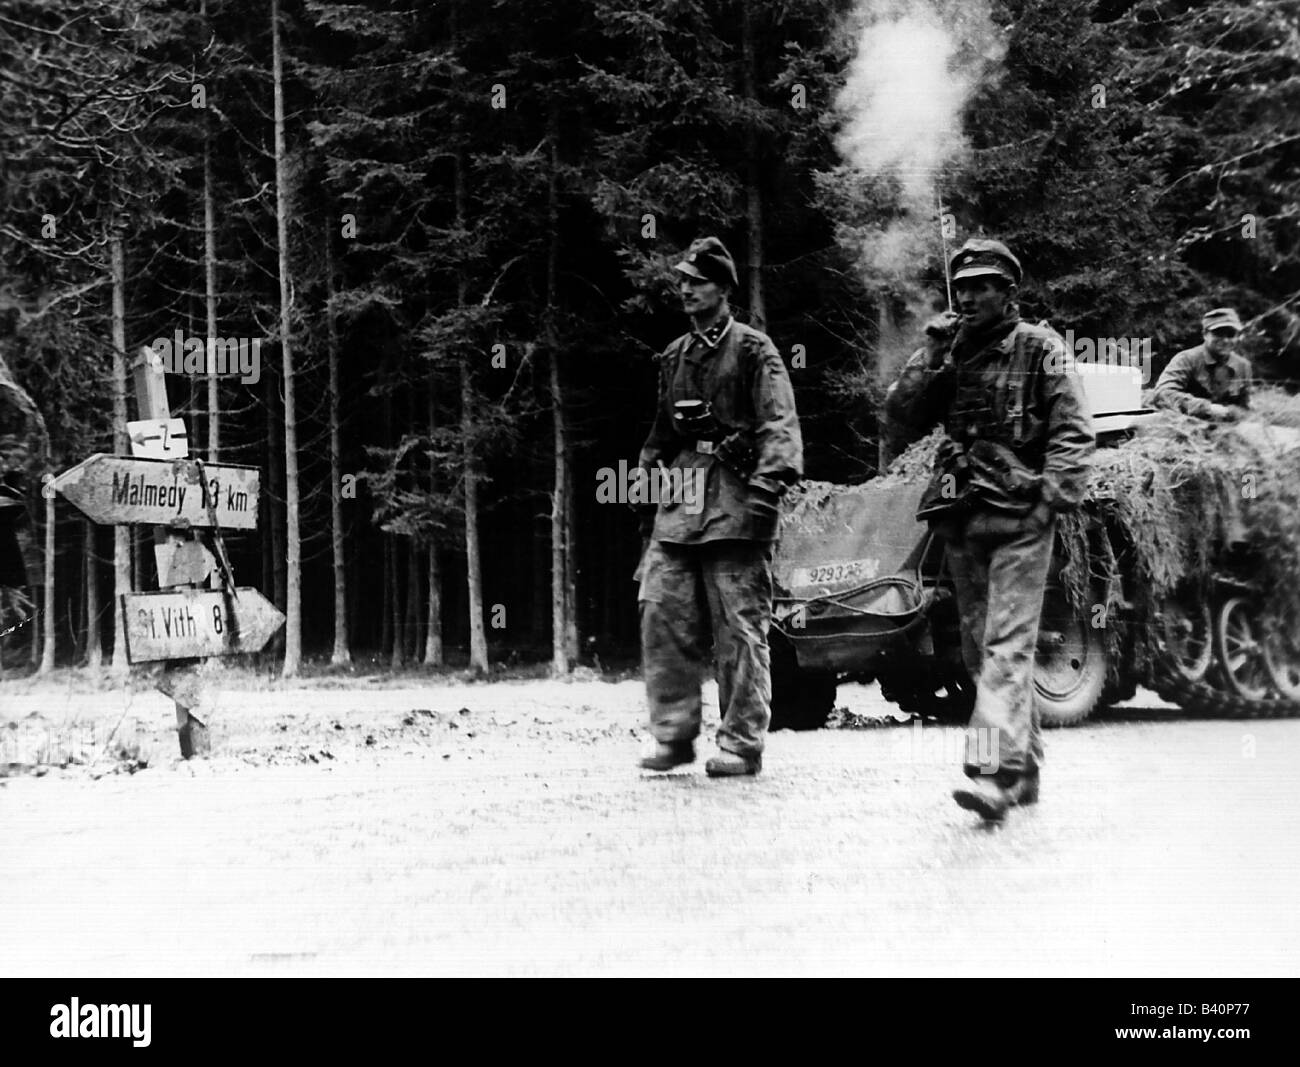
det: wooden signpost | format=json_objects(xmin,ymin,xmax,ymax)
[{"xmin": 54, "ymin": 345, "xmax": 284, "ymax": 757}]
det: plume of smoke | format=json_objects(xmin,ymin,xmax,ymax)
[
  {"xmin": 831, "ymin": 0, "xmax": 1006, "ymax": 369},
  {"xmin": 835, "ymin": 10, "xmax": 968, "ymax": 207}
]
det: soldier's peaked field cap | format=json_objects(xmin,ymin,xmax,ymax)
[
  {"xmin": 1202, "ymin": 307, "xmax": 1242, "ymax": 332},
  {"xmin": 674, "ymin": 237, "xmax": 739, "ymax": 288},
  {"xmin": 950, "ymin": 238, "xmax": 1022, "ymax": 286}
]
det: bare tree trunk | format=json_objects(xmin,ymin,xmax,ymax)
[
  {"xmin": 381, "ymin": 534, "xmax": 393, "ymax": 658},
  {"xmin": 532, "ymin": 458, "xmax": 548, "ymax": 641},
  {"xmin": 381, "ymin": 386, "xmax": 403, "ymax": 668},
  {"xmin": 413, "ymin": 541, "xmax": 426, "ymax": 660},
  {"xmin": 390, "ymin": 537, "xmax": 405, "ymax": 669},
  {"xmin": 454, "ymin": 164, "xmax": 488, "ymax": 675},
  {"xmin": 546, "ymin": 120, "xmax": 572, "ymax": 676},
  {"xmin": 565, "ymin": 466, "xmax": 579, "ymax": 662},
  {"xmin": 261, "ymin": 480, "xmax": 273, "ymax": 601},
  {"xmin": 405, "ymin": 539, "xmax": 420, "ymax": 663},
  {"xmin": 37, "ymin": 487, "xmax": 54, "ymax": 673},
  {"xmin": 325, "ymin": 233, "xmax": 350, "ymax": 664},
  {"xmin": 424, "ymin": 540, "xmax": 442, "ymax": 667},
  {"xmin": 447, "ymin": 0, "xmax": 486, "ymax": 675},
  {"xmin": 266, "ymin": 368, "xmax": 286, "ymax": 659},
  {"xmin": 549, "ymin": 367, "xmax": 569, "ymax": 674},
  {"xmin": 741, "ymin": 2, "xmax": 766, "ymax": 332},
  {"xmin": 272, "ymin": 0, "xmax": 301, "ymax": 677},
  {"xmin": 510, "ymin": 497, "xmax": 527, "ymax": 641},
  {"xmin": 84, "ymin": 518, "xmax": 101, "ymax": 669},
  {"xmin": 204, "ymin": 142, "xmax": 220, "ymax": 461},
  {"xmin": 461, "ymin": 366, "xmax": 488, "ymax": 675},
  {"xmin": 423, "ymin": 386, "xmax": 443, "ymax": 667},
  {"xmin": 404, "ymin": 390, "xmax": 420, "ymax": 663},
  {"xmin": 110, "ymin": 234, "xmax": 130, "ymax": 673}
]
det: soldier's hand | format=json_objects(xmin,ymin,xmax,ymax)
[
  {"xmin": 922, "ymin": 311, "xmax": 960, "ymax": 368},
  {"xmin": 1207, "ymin": 403, "xmax": 1239, "ymax": 422}
]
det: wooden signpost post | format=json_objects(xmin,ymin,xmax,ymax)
[{"xmin": 53, "ymin": 346, "xmax": 284, "ymax": 757}]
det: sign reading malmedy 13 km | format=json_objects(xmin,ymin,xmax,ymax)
[{"xmin": 54, "ymin": 454, "xmax": 259, "ymax": 530}]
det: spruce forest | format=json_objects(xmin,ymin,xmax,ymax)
[{"xmin": 1, "ymin": 0, "xmax": 1297, "ymax": 676}]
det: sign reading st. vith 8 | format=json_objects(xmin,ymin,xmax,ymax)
[
  {"xmin": 54, "ymin": 454, "xmax": 259, "ymax": 530},
  {"xmin": 122, "ymin": 588, "xmax": 285, "ymax": 663}
]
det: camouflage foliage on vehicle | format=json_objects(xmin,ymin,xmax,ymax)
[{"xmin": 782, "ymin": 389, "xmax": 1300, "ymax": 676}]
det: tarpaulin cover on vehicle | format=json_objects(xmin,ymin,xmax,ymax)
[
  {"xmin": 773, "ymin": 480, "xmax": 930, "ymax": 670},
  {"xmin": 775, "ymin": 480, "xmax": 928, "ymax": 602}
]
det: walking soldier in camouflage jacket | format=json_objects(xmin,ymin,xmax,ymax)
[
  {"xmin": 635, "ymin": 237, "xmax": 803, "ymax": 778},
  {"xmin": 884, "ymin": 238, "xmax": 1094, "ymax": 820}
]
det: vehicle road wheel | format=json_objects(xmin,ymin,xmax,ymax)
[
  {"xmin": 1261, "ymin": 623, "xmax": 1300, "ymax": 703},
  {"xmin": 768, "ymin": 629, "xmax": 836, "ymax": 731},
  {"xmin": 1213, "ymin": 597, "xmax": 1271, "ymax": 702},
  {"xmin": 1155, "ymin": 598, "xmax": 1213, "ymax": 683},
  {"xmin": 1034, "ymin": 584, "xmax": 1109, "ymax": 727}
]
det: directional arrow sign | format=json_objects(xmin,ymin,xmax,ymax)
[
  {"xmin": 122, "ymin": 588, "xmax": 285, "ymax": 663},
  {"xmin": 54, "ymin": 454, "xmax": 259, "ymax": 530},
  {"xmin": 127, "ymin": 417, "xmax": 189, "ymax": 460}
]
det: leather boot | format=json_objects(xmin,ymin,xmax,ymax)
[
  {"xmin": 952, "ymin": 774, "xmax": 1011, "ymax": 821},
  {"xmin": 705, "ymin": 751, "xmax": 761, "ymax": 777},
  {"xmin": 639, "ymin": 741, "xmax": 695, "ymax": 771},
  {"xmin": 1007, "ymin": 768, "xmax": 1040, "ymax": 807}
]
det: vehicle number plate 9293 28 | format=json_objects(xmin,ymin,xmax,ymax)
[{"xmin": 790, "ymin": 558, "xmax": 880, "ymax": 588}]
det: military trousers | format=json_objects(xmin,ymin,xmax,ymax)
[
  {"xmin": 637, "ymin": 539, "xmax": 774, "ymax": 758},
  {"xmin": 940, "ymin": 509, "xmax": 1056, "ymax": 781}
]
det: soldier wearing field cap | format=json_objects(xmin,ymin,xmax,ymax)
[
  {"xmin": 1153, "ymin": 307, "xmax": 1252, "ymax": 421},
  {"xmin": 885, "ymin": 237, "xmax": 1095, "ymax": 821},
  {"xmin": 635, "ymin": 236, "xmax": 803, "ymax": 777}
]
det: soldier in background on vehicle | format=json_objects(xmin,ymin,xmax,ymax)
[
  {"xmin": 635, "ymin": 237, "xmax": 803, "ymax": 777},
  {"xmin": 1152, "ymin": 307, "xmax": 1252, "ymax": 421},
  {"xmin": 884, "ymin": 238, "xmax": 1095, "ymax": 821}
]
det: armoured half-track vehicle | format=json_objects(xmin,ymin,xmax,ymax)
[{"xmin": 769, "ymin": 365, "xmax": 1300, "ymax": 730}]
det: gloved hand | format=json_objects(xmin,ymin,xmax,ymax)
[{"xmin": 1206, "ymin": 403, "xmax": 1240, "ymax": 422}]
